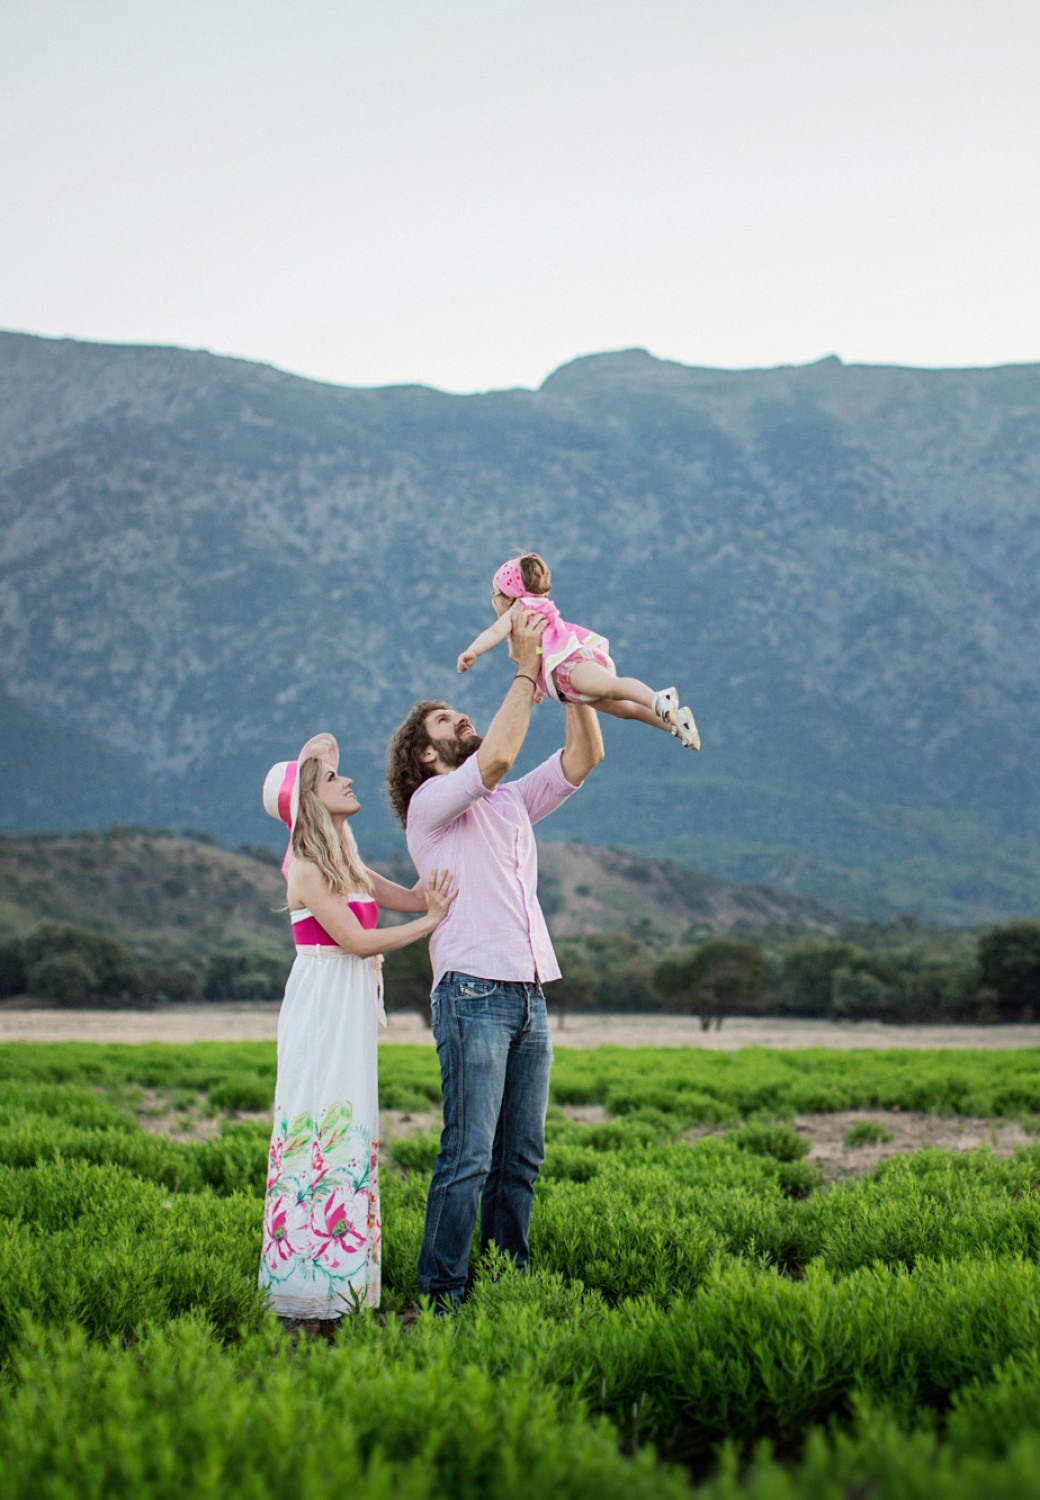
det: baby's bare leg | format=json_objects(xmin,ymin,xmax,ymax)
[
  {"xmin": 588, "ymin": 698, "xmax": 674, "ymax": 731},
  {"xmin": 566, "ymin": 661, "xmax": 654, "ymax": 707}
]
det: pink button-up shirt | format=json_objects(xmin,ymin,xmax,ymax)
[{"xmin": 406, "ymin": 749, "xmax": 579, "ymax": 990}]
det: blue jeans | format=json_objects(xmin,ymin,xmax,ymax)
[{"xmin": 417, "ymin": 972, "xmax": 554, "ymax": 1303}]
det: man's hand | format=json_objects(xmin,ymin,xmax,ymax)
[{"xmin": 511, "ymin": 609, "xmax": 547, "ymax": 676}]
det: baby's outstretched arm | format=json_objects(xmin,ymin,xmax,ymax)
[{"xmin": 457, "ymin": 611, "xmax": 514, "ymax": 673}]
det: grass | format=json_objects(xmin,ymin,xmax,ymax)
[{"xmin": 3, "ymin": 1042, "xmax": 1040, "ymax": 1497}]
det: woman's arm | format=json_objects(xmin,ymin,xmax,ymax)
[
  {"xmin": 288, "ymin": 861, "xmax": 455, "ymax": 956},
  {"xmin": 367, "ymin": 868, "xmax": 427, "ymax": 913},
  {"xmin": 457, "ymin": 611, "xmax": 514, "ymax": 673}
]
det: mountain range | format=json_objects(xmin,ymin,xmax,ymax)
[{"xmin": 1, "ymin": 330, "xmax": 1037, "ymax": 924}]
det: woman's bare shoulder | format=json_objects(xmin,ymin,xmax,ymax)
[{"xmin": 285, "ymin": 857, "xmax": 325, "ymax": 908}]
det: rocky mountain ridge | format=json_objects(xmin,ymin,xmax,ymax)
[{"xmin": 1, "ymin": 331, "xmax": 1037, "ymax": 923}]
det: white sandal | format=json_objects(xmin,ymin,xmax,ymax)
[
  {"xmin": 650, "ymin": 687, "xmax": 679, "ymax": 727},
  {"xmin": 674, "ymin": 706, "xmax": 701, "ymax": 750}
]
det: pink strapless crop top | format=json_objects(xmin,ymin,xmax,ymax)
[{"xmin": 290, "ymin": 895, "xmax": 378, "ymax": 946}]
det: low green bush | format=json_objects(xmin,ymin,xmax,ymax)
[
  {"xmin": 845, "ymin": 1119, "xmax": 896, "ymax": 1147},
  {"xmin": 729, "ymin": 1123, "xmax": 810, "ymax": 1162},
  {"xmin": 390, "ymin": 1130, "xmax": 441, "ymax": 1176}
]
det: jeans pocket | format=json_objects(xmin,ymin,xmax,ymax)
[
  {"xmin": 456, "ymin": 978, "xmax": 498, "ymax": 1001},
  {"xmin": 454, "ymin": 977, "xmax": 498, "ymax": 1019}
]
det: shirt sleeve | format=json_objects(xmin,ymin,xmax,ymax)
[
  {"xmin": 511, "ymin": 749, "xmax": 580, "ymax": 825},
  {"xmin": 406, "ymin": 753, "xmax": 491, "ymax": 845}
]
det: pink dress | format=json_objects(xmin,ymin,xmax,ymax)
[
  {"xmin": 514, "ymin": 594, "xmax": 614, "ymax": 703},
  {"xmin": 258, "ymin": 894, "xmax": 385, "ymax": 1319}
]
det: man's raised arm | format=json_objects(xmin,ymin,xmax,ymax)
[
  {"xmin": 476, "ymin": 611, "xmax": 547, "ymax": 788},
  {"xmin": 561, "ymin": 702, "xmax": 605, "ymax": 787}
]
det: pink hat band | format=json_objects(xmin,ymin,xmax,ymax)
[
  {"xmin": 276, "ymin": 762, "xmax": 297, "ymax": 828},
  {"xmin": 261, "ymin": 732, "xmax": 340, "ymax": 875},
  {"xmin": 493, "ymin": 557, "xmax": 528, "ymax": 598},
  {"xmin": 261, "ymin": 759, "xmax": 297, "ymax": 829}
]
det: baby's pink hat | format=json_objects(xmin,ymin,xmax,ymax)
[{"xmin": 493, "ymin": 557, "xmax": 532, "ymax": 598}]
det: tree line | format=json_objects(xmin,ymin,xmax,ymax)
[
  {"xmin": 0, "ymin": 925, "xmax": 286, "ymax": 1007},
  {"xmin": 0, "ymin": 917, "xmax": 1038, "ymax": 1027}
]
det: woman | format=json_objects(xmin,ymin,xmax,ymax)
[{"xmin": 259, "ymin": 731, "xmax": 455, "ymax": 1329}]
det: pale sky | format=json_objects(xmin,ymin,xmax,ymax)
[{"xmin": 3, "ymin": 0, "xmax": 1038, "ymax": 393}]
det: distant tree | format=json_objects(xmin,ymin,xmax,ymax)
[
  {"xmin": 29, "ymin": 952, "xmax": 98, "ymax": 1006},
  {"xmin": 584, "ymin": 933, "xmax": 658, "ymax": 1012},
  {"xmin": 977, "ymin": 919, "xmax": 1040, "ymax": 1023},
  {"xmin": 382, "ymin": 943, "xmax": 435, "ymax": 1025},
  {"xmin": 552, "ymin": 948, "xmax": 598, "ymax": 1028},
  {"xmin": 0, "ymin": 938, "xmax": 27, "ymax": 999},
  {"xmin": 778, "ymin": 942, "xmax": 860, "ymax": 1017},
  {"xmin": 777, "ymin": 937, "xmax": 991, "ymax": 1024},
  {"xmin": 653, "ymin": 938, "xmax": 768, "ymax": 1030},
  {"xmin": 23, "ymin": 924, "xmax": 147, "ymax": 1004},
  {"xmin": 830, "ymin": 965, "xmax": 894, "ymax": 1022},
  {"xmin": 143, "ymin": 953, "xmax": 207, "ymax": 1002},
  {"xmin": 900, "ymin": 954, "xmax": 979, "ymax": 1023},
  {"xmin": 631, "ymin": 915, "xmax": 671, "ymax": 951},
  {"xmin": 204, "ymin": 951, "xmax": 287, "ymax": 1001}
]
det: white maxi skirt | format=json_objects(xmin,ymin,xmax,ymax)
[{"xmin": 258, "ymin": 947, "xmax": 383, "ymax": 1318}]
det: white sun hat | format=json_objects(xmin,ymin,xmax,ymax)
[{"xmin": 262, "ymin": 732, "xmax": 340, "ymax": 874}]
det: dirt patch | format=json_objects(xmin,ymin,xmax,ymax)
[
  {"xmin": 681, "ymin": 1109, "xmax": 1039, "ymax": 1181},
  {"xmin": 560, "ymin": 1103, "xmax": 612, "ymax": 1124},
  {"xmin": 379, "ymin": 1108, "xmax": 442, "ymax": 1146},
  {"xmin": 793, "ymin": 1109, "xmax": 1038, "ymax": 1182},
  {"xmin": 374, "ymin": 1103, "xmax": 1039, "ymax": 1183},
  {"xmin": 134, "ymin": 1096, "xmax": 444, "ymax": 1149},
  {"xmin": 137, "ymin": 1107, "xmax": 225, "ymax": 1144},
  {"xmin": 136, "ymin": 1104, "xmax": 612, "ymax": 1150},
  {"xmin": 75, "ymin": 1080, "xmax": 1040, "ymax": 1181},
  {"xmin": 133, "ymin": 1087, "xmax": 268, "ymax": 1144}
]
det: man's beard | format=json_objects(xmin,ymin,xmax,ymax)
[{"xmin": 436, "ymin": 732, "xmax": 483, "ymax": 769}]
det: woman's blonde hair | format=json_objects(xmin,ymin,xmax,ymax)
[{"xmin": 292, "ymin": 757, "xmax": 373, "ymax": 896}]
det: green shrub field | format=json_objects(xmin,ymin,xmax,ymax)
[{"xmin": 3, "ymin": 1042, "xmax": 1040, "ymax": 1496}]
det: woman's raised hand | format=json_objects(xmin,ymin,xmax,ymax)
[{"xmin": 424, "ymin": 867, "xmax": 458, "ymax": 925}]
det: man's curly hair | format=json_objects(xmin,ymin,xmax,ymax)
[{"xmin": 386, "ymin": 700, "xmax": 448, "ymax": 827}]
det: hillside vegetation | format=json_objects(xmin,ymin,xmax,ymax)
[{"xmin": 0, "ymin": 828, "xmax": 840, "ymax": 960}]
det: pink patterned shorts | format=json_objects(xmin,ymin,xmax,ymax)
[{"xmin": 551, "ymin": 647, "xmax": 616, "ymax": 704}]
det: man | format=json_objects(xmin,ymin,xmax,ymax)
[{"xmin": 386, "ymin": 612, "xmax": 604, "ymax": 1306}]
